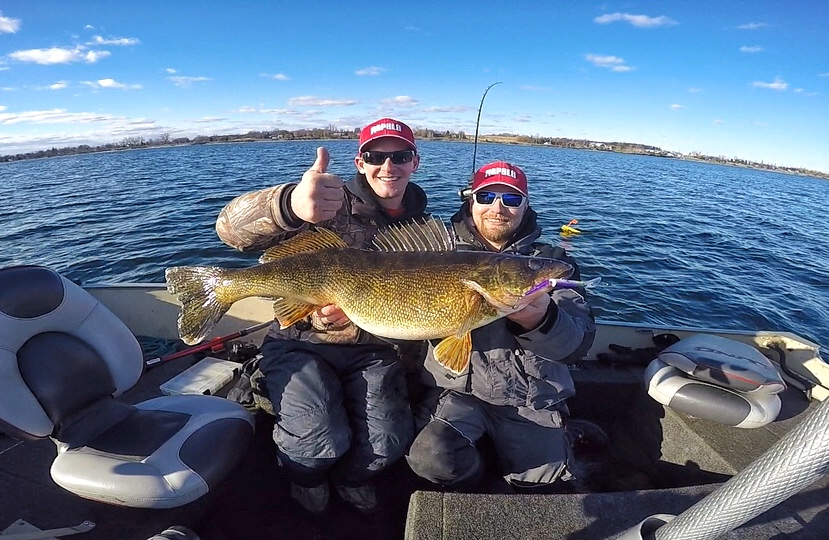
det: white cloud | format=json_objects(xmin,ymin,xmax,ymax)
[
  {"xmin": 713, "ymin": 119, "xmax": 724, "ymax": 125},
  {"xmin": 49, "ymin": 81, "xmax": 69, "ymax": 90},
  {"xmin": 9, "ymin": 47, "xmax": 110, "ymax": 65},
  {"xmin": 740, "ymin": 46, "xmax": 764, "ymax": 53},
  {"xmin": 165, "ymin": 68, "xmax": 177, "ymax": 74},
  {"xmin": 688, "ymin": 87, "xmax": 702, "ymax": 93},
  {"xmin": 355, "ymin": 66, "xmax": 385, "ymax": 76},
  {"xmin": 820, "ymin": 72, "xmax": 829, "ymax": 78},
  {"xmin": 167, "ymin": 76, "xmax": 211, "ymax": 88},
  {"xmin": 0, "ymin": 105, "xmax": 6, "ymax": 111},
  {"xmin": 0, "ymin": 108, "xmax": 118, "ymax": 125},
  {"xmin": 237, "ymin": 106, "xmax": 317, "ymax": 119},
  {"xmin": 794, "ymin": 88, "xmax": 818, "ymax": 97},
  {"xmin": 752, "ymin": 77, "xmax": 788, "ymax": 91},
  {"xmin": 670, "ymin": 104, "xmax": 684, "ymax": 110},
  {"xmin": 261, "ymin": 73, "xmax": 290, "ymax": 81},
  {"xmin": 288, "ymin": 96, "xmax": 357, "ymax": 107},
  {"xmin": 381, "ymin": 96, "xmax": 418, "ymax": 106},
  {"xmin": 193, "ymin": 117, "xmax": 226, "ymax": 123},
  {"xmin": 89, "ymin": 35, "xmax": 139, "ymax": 46},
  {"xmin": 95, "ymin": 78, "xmax": 142, "ymax": 90},
  {"xmin": 83, "ymin": 50, "xmax": 110, "ymax": 63},
  {"xmin": 594, "ymin": 13, "xmax": 677, "ymax": 28},
  {"xmin": 422, "ymin": 106, "xmax": 473, "ymax": 113},
  {"xmin": 0, "ymin": 12, "xmax": 21, "ymax": 33},
  {"xmin": 585, "ymin": 54, "xmax": 634, "ymax": 72},
  {"xmin": 737, "ymin": 22, "xmax": 768, "ymax": 30}
]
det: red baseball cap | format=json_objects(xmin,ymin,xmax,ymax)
[
  {"xmin": 358, "ymin": 118, "xmax": 417, "ymax": 152},
  {"xmin": 471, "ymin": 161, "xmax": 528, "ymax": 196}
]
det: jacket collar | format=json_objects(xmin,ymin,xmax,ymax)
[{"xmin": 345, "ymin": 173, "xmax": 428, "ymax": 222}]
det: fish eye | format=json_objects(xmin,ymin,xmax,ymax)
[{"xmin": 527, "ymin": 258, "xmax": 544, "ymax": 271}]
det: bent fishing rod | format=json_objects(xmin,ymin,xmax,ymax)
[
  {"xmin": 145, "ymin": 320, "xmax": 271, "ymax": 369},
  {"xmin": 460, "ymin": 81, "xmax": 502, "ymax": 201}
]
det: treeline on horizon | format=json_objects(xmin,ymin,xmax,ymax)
[{"xmin": 2, "ymin": 127, "xmax": 826, "ymax": 180}]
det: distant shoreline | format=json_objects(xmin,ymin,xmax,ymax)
[{"xmin": 3, "ymin": 131, "xmax": 827, "ymax": 181}]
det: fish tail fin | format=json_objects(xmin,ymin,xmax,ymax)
[{"xmin": 165, "ymin": 266, "xmax": 234, "ymax": 345}]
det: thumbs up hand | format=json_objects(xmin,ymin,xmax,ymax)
[{"xmin": 290, "ymin": 147, "xmax": 345, "ymax": 224}]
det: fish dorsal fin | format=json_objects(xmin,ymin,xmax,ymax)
[
  {"xmin": 371, "ymin": 216, "xmax": 455, "ymax": 252},
  {"xmin": 260, "ymin": 228, "xmax": 347, "ymax": 263}
]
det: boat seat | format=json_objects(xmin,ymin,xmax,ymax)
[
  {"xmin": 644, "ymin": 334, "xmax": 785, "ymax": 428},
  {"xmin": 0, "ymin": 265, "xmax": 255, "ymax": 509}
]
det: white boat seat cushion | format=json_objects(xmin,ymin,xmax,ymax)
[
  {"xmin": 656, "ymin": 334, "xmax": 786, "ymax": 395},
  {"xmin": 644, "ymin": 335, "xmax": 785, "ymax": 428},
  {"xmin": 0, "ymin": 265, "xmax": 255, "ymax": 508}
]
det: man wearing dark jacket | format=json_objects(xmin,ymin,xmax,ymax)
[
  {"xmin": 216, "ymin": 118, "xmax": 426, "ymax": 514},
  {"xmin": 406, "ymin": 161, "xmax": 596, "ymax": 491}
]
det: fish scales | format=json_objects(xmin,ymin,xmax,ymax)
[{"xmin": 213, "ymin": 249, "xmax": 504, "ymax": 340}]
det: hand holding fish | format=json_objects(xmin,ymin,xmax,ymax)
[
  {"xmin": 506, "ymin": 293, "xmax": 551, "ymax": 330},
  {"xmin": 316, "ymin": 303, "xmax": 351, "ymax": 329},
  {"xmin": 291, "ymin": 147, "xmax": 345, "ymax": 224}
]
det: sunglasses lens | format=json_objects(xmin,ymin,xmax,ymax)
[
  {"xmin": 502, "ymin": 194, "xmax": 524, "ymax": 207},
  {"xmin": 391, "ymin": 150, "xmax": 414, "ymax": 164},
  {"xmin": 361, "ymin": 152, "xmax": 382, "ymax": 165},
  {"xmin": 362, "ymin": 150, "xmax": 414, "ymax": 165},
  {"xmin": 475, "ymin": 192, "xmax": 497, "ymax": 205}
]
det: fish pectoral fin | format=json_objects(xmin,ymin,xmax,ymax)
[
  {"xmin": 456, "ymin": 289, "xmax": 484, "ymax": 337},
  {"xmin": 273, "ymin": 298, "xmax": 317, "ymax": 329},
  {"xmin": 434, "ymin": 333, "xmax": 472, "ymax": 375},
  {"xmin": 461, "ymin": 279, "xmax": 514, "ymax": 312}
]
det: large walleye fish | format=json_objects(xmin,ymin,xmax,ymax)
[{"xmin": 165, "ymin": 217, "xmax": 573, "ymax": 374}]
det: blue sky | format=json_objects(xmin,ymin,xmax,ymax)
[{"xmin": 2, "ymin": 1, "xmax": 828, "ymax": 173}]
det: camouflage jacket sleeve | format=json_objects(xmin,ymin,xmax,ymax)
[{"xmin": 215, "ymin": 184, "xmax": 304, "ymax": 252}]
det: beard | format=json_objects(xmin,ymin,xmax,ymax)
[{"xmin": 478, "ymin": 216, "xmax": 517, "ymax": 244}]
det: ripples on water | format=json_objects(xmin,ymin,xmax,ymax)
[{"xmin": 3, "ymin": 141, "xmax": 828, "ymax": 351}]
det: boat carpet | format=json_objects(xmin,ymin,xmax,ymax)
[{"xmin": 404, "ymin": 481, "xmax": 828, "ymax": 540}]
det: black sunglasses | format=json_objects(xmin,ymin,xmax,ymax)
[
  {"xmin": 474, "ymin": 191, "xmax": 525, "ymax": 208},
  {"xmin": 361, "ymin": 150, "xmax": 416, "ymax": 166}
]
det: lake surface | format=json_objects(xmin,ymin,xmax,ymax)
[{"xmin": 3, "ymin": 140, "xmax": 828, "ymax": 351}]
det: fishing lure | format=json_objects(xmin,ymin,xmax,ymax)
[{"xmin": 524, "ymin": 276, "xmax": 602, "ymax": 297}]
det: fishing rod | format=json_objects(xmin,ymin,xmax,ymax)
[
  {"xmin": 145, "ymin": 320, "xmax": 271, "ymax": 369},
  {"xmin": 459, "ymin": 81, "xmax": 502, "ymax": 201}
]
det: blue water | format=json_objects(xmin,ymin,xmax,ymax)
[{"xmin": 3, "ymin": 140, "xmax": 829, "ymax": 351}]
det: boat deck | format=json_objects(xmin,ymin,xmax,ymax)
[{"xmin": 2, "ymin": 354, "xmax": 827, "ymax": 540}]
